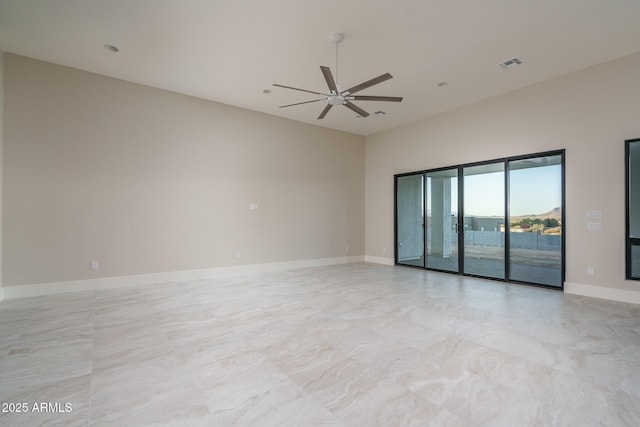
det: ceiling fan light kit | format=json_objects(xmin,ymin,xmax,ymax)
[{"xmin": 273, "ymin": 33, "xmax": 403, "ymax": 119}]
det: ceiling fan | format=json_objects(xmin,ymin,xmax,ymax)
[{"xmin": 273, "ymin": 33, "xmax": 403, "ymax": 119}]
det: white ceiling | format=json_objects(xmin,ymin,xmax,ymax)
[{"xmin": 1, "ymin": 0, "xmax": 640, "ymax": 136}]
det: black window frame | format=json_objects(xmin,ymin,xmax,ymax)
[{"xmin": 625, "ymin": 138, "xmax": 640, "ymax": 280}]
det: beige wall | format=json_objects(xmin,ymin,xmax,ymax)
[
  {"xmin": 3, "ymin": 54, "xmax": 365, "ymax": 287},
  {"xmin": 0, "ymin": 47, "xmax": 3, "ymax": 292},
  {"xmin": 366, "ymin": 52, "xmax": 640, "ymax": 294},
  {"xmin": 4, "ymin": 50, "xmax": 640, "ymax": 298}
]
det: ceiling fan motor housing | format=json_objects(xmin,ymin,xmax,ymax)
[{"xmin": 328, "ymin": 95, "xmax": 346, "ymax": 106}]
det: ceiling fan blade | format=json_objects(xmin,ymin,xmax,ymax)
[
  {"xmin": 317, "ymin": 104, "xmax": 333, "ymax": 119},
  {"xmin": 344, "ymin": 101, "xmax": 369, "ymax": 117},
  {"xmin": 320, "ymin": 66, "xmax": 339, "ymax": 94},
  {"xmin": 352, "ymin": 95, "xmax": 403, "ymax": 102},
  {"xmin": 343, "ymin": 73, "xmax": 393, "ymax": 95},
  {"xmin": 273, "ymin": 84, "xmax": 326, "ymax": 96},
  {"xmin": 279, "ymin": 98, "xmax": 325, "ymax": 108}
]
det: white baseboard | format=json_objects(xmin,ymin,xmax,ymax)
[
  {"xmin": 2, "ymin": 255, "xmax": 365, "ymax": 299},
  {"xmin": 17, "ymin": 258, "xmax": 637, "ymax": 306},
  {"xmin": 365, "ymin": 255, "xmax": 395, "ymax": 266},
  {"xmin": 565, "ymin": 282, "xmax": 640, "ymax": 305}
]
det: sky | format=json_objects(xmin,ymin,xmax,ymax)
[
  {"xmin": 509, "ymin": 165, "xmax": 562, "ymax": 216},
  {"xmin": 426, "ymin": 164, "xmax": 562, "ymax": 217}
]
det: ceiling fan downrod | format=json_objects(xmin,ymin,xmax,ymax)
[{"xmin": 329, "ymin": 33, "xmax": 344, "ymax": 94}]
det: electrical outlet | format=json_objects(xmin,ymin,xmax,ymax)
[
  {"xmin": 587, "ymin": 266, "xmax": 594, "ymax": 276},
  {"xmin": 91, "ymin": 261, "xmax": 99, "ymax": 271},
  {"xmin": 236, "ymin": 251, "xmax": 241, "ymax": 259}
]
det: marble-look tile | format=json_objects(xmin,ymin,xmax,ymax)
[
  {"xmin": 399, "ymin": 305, "xmax": 478, "ymax": 336},
  {"xmin": 484, "ymin": 354, "xmax": 613, "ymax": 421},
  {"xmin": 262, "ymin": 332, "xmax": 346, "ymax": 374},
  {"xmin": 89, "ymin": 357, "xmax": 211, "ymax": 425},
  {"xmin": 459, "ymin": 315, "xmax": 640, "ymax": 392},
  {"xmin": 0, "ymin": 263, "xmax": 638, "ymax": 426},
  {"xmin": 601, "ymin": 386, "xmax": 640, "ymax": 427},
  {"xmin": 0, "ymin": 296, "xmax": 48, "ymax": 322},
  {"xmin": 619, "ymin": 368, "xmax": 640, "ymax": 400},
  {"xmin": 92, "ymin": 331, "xmax": 179, "ymax": 374},
  {"xmin": 7, "ymin": 335, "xmax": 93, "ymax": 362},
  {"xmin": 174, "ymin": 329, "xmax": 254, "ymax": 372},
  {"xmin": 485, "ymin": 313, "xmax": 583, "ymax": 348},
  {"xmin": 162, "ymin": 318, "xmax": 234, "ymax": 352},
  {"xmin": 533, "ymin": 404, "xmax": 603, "ymax": 427},
  {"xmin": 561, "ymin": 344, "xmax": 640, "ymax": 390},
  {"xmin": 148, "ymin": 296, "xmax": 219, "ymax": 324},
  {"xmin": 330, "ymin": 380, "xmax": 442, "ymax": 427},
  {"xmin": 368, "ymin": 317, "xmax": 451, "ymax": 350},
  {"xmin": 188, "ymin": 351, "xmax": 305, "ymax": 425},
  {"xmin": 0, "ymin": 332, "xmax": 92, "ymax": 383},
  {"xmin": 19, "ymin": 310, "xmax": 94, "ymax": 342},
  {"xmin": 250, "ymin": 395, "xmax": 342, "ymax": 427},
  {"xmin": 421, "ymin": 336, "xmax": 511, "ymax": 378},
  {"xmin": 317, "ymin": 324, "xmax": 390, "ymax": 363},
  {"xmin": 0, "ymin": 374, "xmax": 90, "ymax": 427},
  {"xmin": 308, "ymin": 358, "xmax": 380, "ymax": 413},
  {"xmin": 0, "ymin": 354, "xmax": 92, "ymax": 403},
  {"xmin": 0, "ymin": 319, "xmax": 26, "ymax": 361},
  {"xmin": 458, "ymin": 323, "xmax": 576, "ymax": 374},
  {"xmin": 93, "ymin": 300, "xmax": 153, "ymax": 328},
  {"xmin": 439, "ymin": 373, "xmax": 543, "ymax": 427}
]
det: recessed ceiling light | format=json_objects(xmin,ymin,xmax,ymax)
[
  {"xmin": 374, "ymin": 111, "xmax": 386, "ymax": 116},
  {"xmin": 262, "ymin": 89, "xmax": 272, "ymax": 94},
  {"xmin": 437, "ymin": 81, "xmax": 449, "ymax": 87},
  {"xmin": 103, "ymin": 44, "xmax": 119, "ymax": 53}
]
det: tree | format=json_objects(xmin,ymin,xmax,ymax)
[{"xmin": 543, "ymin": 218, "xmax": 559, "ymax": 227}]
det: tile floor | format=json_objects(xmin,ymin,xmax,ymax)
[{"xmin": 0, "ymin": 263, "xmax": 639, "ymax": 426}]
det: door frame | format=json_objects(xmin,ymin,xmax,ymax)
[{"xmin": 394, "ymin": 149, "xmax": 565, "ymax": 290}]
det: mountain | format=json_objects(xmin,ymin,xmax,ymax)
[
  {"xmin": 511, "ymin": 207, "xmax": 562, "ymax": 222},
  {"xmin": 426, "ymin": 207, "xmax": 562, "ymax": 220}
]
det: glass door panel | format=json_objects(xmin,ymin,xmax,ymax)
[
  {"xmin": 509, "ymin": 155, "xmax": 563, "ymax": 286},
  {"xmin": 425, "ymin": 169, "xmax": 459, "ymax": 272},
  {"xmin": 463, "ymin": 163, "xmax": 505, "ymax": 279},
  {"xmin": 396, "ymin": 174, "xmax": 425, "ymax": 267}
]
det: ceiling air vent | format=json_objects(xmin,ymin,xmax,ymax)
[{"xmin": 498, "ymin": 57, "xmax": 523, "ymax": 69}]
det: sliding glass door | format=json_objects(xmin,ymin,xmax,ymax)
[
  {"xmin": 509, "ymin": 155, "xmax": 563, "ymax": 286},
  {"xmin": 426, "ymin": 169, "xmax": 459, "ymax": 272},
  {"xmin": 463, "ymin": 163, "xmax": 505, "ymax": 279},
  {"xmin": 396, "ymin": 174, "xmax": 424, "ymax": 267},
  {"xmin": 394, "ymin": 150, "xmax": 565, "ymax": 289}
]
